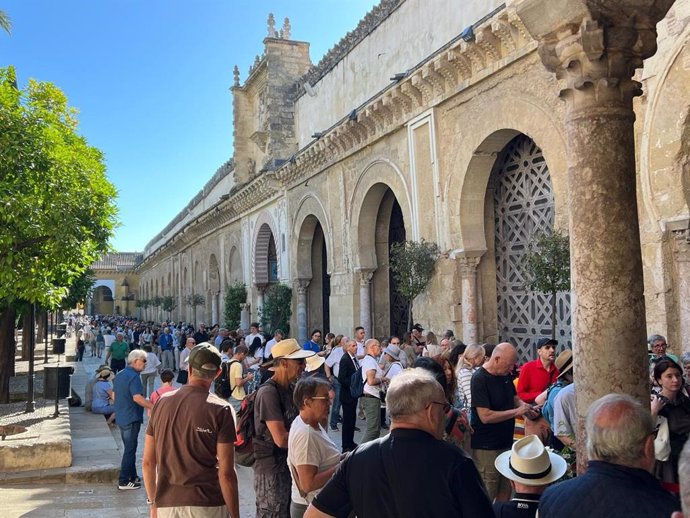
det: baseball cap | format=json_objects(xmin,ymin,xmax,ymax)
[{"xmin": 188, "ymin": 343, "xmax": 222, "ymax": 373}]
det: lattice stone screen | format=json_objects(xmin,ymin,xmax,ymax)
[{"xmin": 493, "ymin": 135, "xmax": 572, "ymax": 362}]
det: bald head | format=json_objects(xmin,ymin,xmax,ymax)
[
  {"xmin": 586, "ymin": 393, "xmax": 654, "ymax": 470},
  {"xmin": 365, "ymin": 338, "xmax": 381, "ymax": 355},
  {"xmin": 485, "ymin": 342, "xmax": 517, "ymax": 376}
]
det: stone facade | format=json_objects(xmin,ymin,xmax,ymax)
[
  {"xmin": 129, "ymin": 0, "xmax": 689, "ymax": 375},
  {"xmin": 90, "ymin": 253, "xmax": 142, "ymax": 316}
]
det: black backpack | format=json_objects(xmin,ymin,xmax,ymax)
[
  {"xmin": 350, "ymin": 366, "xmax": 365, "ymax": 398},
  {"xmin": 214, "ymin": 360, "xmax": 238, "ymax": 399}
]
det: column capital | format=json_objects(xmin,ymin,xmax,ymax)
[
  {"xmin": 296, "ymin": 279, "xmax": 311, "ymax": 294},
  {"xmin": 514, "ymin": 0, "xmax": 674, "ymax": 113},
  {"xmin": 450, "ymin": 249, "xmax": 485, "ymax": 276},
  {"xmin": 355, "ymin": 268, "xmax": 375, "ymax": 286},
  {"xmin": 239, "ymin": 303, "xmax": 250, "ymax": 311}
]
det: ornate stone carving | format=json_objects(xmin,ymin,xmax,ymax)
[
  {"xmin": 233, "ymin": 65, "xmax": 240, "ymax": 87},
  {"xmin": 267, "ymin": 13, "xmax": 277, "ymax": 38},
  {"xmin": 296, "ymin": 279, "xmax": 310, "ymax": 294},
  {"xmin": 359, "ymin": 270, "xmax": 374, "ymax": 286},
  {"xmin": 282, "ymin": 17, "xmax": 291, "ymax": 40},
  {"xmin": 456, "ymin": 255, "xmax": 481, "ymax": 277}
]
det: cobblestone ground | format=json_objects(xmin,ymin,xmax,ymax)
[{"xmin": 1, "ymin": 341, "xmax": 372, "ymax": 517}]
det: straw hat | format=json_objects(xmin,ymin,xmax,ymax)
[{"xmin": 495, "ymin": 435, "xmax": 567, "ymax": 486}]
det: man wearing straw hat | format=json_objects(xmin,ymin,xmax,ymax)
[
  {"xmin": 254, "ymin": 338, "xmax": 315, "ymax": 518},
  {"xmin": 493, "ymin": 435, "xmax": 567, "ymax": 517}
]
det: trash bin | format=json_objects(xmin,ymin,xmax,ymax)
[
  {"xmin": 52, "ymin": 338, "xmax": 66, "ymax": 354},
  {"xmin": 56, "ymin": 323, "xmax": 67, "ymax": 338},
  {"xmin": 44, "ymin": 365, "xmax": 73, "ymax": 399}
]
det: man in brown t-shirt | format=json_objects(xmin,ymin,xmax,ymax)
[{"xmin": 143, "ymin": 343, "xmax": 240, "ymax": 518}]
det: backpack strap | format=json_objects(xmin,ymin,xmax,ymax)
[{"xmin": 226, "ymin": 360, "xmax": 240, "ymax": 392}]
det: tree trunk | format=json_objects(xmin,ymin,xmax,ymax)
[
  {"xmin": 551, "ymin": 292, "xmax": 557, "ymax": 340},
  {"xmin": 21, "ymin": 311, "xmax": 31, "ymax": 361},
  {"xmin": 0, "ymin": 306, "xmax": 17, "ymax": 403},
  {"xmin": 36, "ymin": 310, "xmax": 46, "ymax": 342}
]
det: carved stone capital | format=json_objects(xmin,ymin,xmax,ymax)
[
  {"xmin": 672, "ymin": 228, "xmax": 690, "ymax": 261},
  {"xmin": 239, "ymin": 303, "xmax": 250, "ymax": 311},
  {"xmin": 457, "ymin": 256, "xmax": 482, "ymax": 278},
  {"xmin": 357, "ymin": 269, "xmax": 375, "ymax": 286},
  {"xmin": 514, "ymin": 0, "xmax": 675, "ymax": 113},
  {"xmin": 296, "ymin": 279, "xmax": 311, "ymax": 294}
]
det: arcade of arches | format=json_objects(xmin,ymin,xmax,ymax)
[{"xmin": 119, "ymin": 0, "xmax": 690, "ymax": 421}]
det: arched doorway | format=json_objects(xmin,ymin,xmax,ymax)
[
  {"xmin": 307, "ymin": 221, "xmax": 330, "ymax": 335},
  {"xmin": 93, "ymin": 285, "xmax": 114, "ymax": 315},
  {"xmin": 362, "ymin": 186, "xmax": 408, "ymax": 339},
  {"xmin": 209, "ymin": 254, "xmax": 221, "ymax": 326},
  {"xmin": 489, "ymin": 134, "xmax": 571, "ymax": 361}
]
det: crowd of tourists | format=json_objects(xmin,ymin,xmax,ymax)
[{"xmin": 68, "ymin": 312, "xmax": 690, "ymax": 518}]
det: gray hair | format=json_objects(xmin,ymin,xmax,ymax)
[
  {"xmin": 461, "ymin": 344, "xmax": 485, "ymax": 368},
  {"xmin": 293, "ymin": 377, "xmax": 330, "ymax": 410},
  {"xmin": 191, "ymin": 366, "xmax": 217, "ymax": 381},
  {"xmin": 127, "ymin": 349, "xmax": 147, "ymax": 364},
  {"xmin": 386, "ymin": 369, "xmax": 444, "ymax": 419},
  {"xmin": 648, "ymin": 334, "xmax": 666, "ymax": 345},
  {"xmin": 681, "ymin": 352, "xmax": 690, "ymax": 366},
  {"xmin": 679, "ymin": 438, "xmax": 690, "ymax": 514},
  {"xmin": 586, "ymin": 393, "xmax": 654, "ymax": 467}
]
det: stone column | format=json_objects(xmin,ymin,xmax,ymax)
[
  {"xmin": 515, "ymin": 0, "xmax": 674, "ymax": 417},
  {"xmin": 456, "ymin": 253, "xmax": 483, "ymax": 345},
  {"xmin": 255, "ymin": 285, "xmax": 266, "ymax": 323},
  {"xmin": 672, "ymin": 227, "xmax": 690, "ymax": 353},
  {"xmin": 239, "ymin": 303, "xmax": 251, "ymax": 332},
  {"xmin": 296, "ymin": 279, "xmax": 310, "ymax": 344},
  {"xmin": 358, "ymin": 269, "xmax": 374, "ymax": 339}
]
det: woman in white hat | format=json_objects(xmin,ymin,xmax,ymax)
[{"xmin": 493, "ymin": 435, "xmax": 567, "ymax": 517}]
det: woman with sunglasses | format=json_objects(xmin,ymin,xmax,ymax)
[{"xmin": 287, "ymin": 377, "xmax": 341, "ymax": 518}]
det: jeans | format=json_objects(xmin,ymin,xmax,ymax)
[
  {"xmin": 329, "ymin": 377, "xmax": 341, "ymax": 428},
  {"xmin": 119, "ymin": 421, "xmax": 142, "ymax": 484},
  {"xmin": 360, "ymin": 394, "xmax": 381, "ymax": 443},
  {"xmin": 140, "ymin": 372, "xmax": 157, "ymax": 398},
  {"xmin": 161, "ymin": 349, "xmax": 174, "ymax": 371},
  {"xmin": 110, "ymin": 358, "xmax": 126, "ymax": 374}
]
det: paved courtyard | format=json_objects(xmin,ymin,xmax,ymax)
[{"xmin": 0, "ymin": 347, "xmax": 371, "ymax": 518}]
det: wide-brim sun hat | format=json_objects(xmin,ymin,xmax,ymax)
[
  {"xmin": 305, "ymin": 354, "xmax": 326, "ymax": 372},
  {"xmin": 266, "ymin": 338, "xmax": 315, "ymax": 365},
  {"xmin": 495, "ymin": 435, "xmax": 567, "ymax": 486},
  {"xmin": 383, "ymin": 344, "xmax": 401, "ymax": 361},
  {"xmin": 556, "ymin": 349, "xmax": 573, "ymax": 378}
]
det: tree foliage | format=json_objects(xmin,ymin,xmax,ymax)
[
  {"xmin": 224, "ymin": 281, "xmax": 246, "ymax": 331},
  {"xmin": 0, "ymin": 66, "xmax": 117, "ymax": 402},
  {"xmin": 60, "ymin": 268, "xmax": 95, "ymax": 310},
  {"xmin": 0, "ymin": 66, "xmax": 117, "ymax": 307},
  {"xmin": 185, "ymin": 294, "xmax": 205, "ymax": 307},
  {"xmin": 0, "ymin": 10, "xmax": 11, "ymax": 36},
  {"xmin": 151, "ymin": 296, "xmax": 163, "ymax": 308},
  {"xmin": 389, "ymin": 239, "xmax": 440, "ymax": 328},
  {"xmin": 525, "ymin": 229, "xmax": 571, "ymax": 339},
  {"xmin": 260, "ymin": 284, "xmax": 292, "ymax": 335},
  {"xmin": 161, "ymin": 295, "xmax": 177, "ymax": 318}
]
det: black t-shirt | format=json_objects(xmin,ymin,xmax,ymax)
[
  {"xmin": 470, "ymin": 367, "xmax": 516, "ymax": 450},
  {"xmin": 253, "ymin": 379, "xmax": 298, "ymax": 474},
  {"xmin": 312, "ymin": 428, "xmax": 494, "ymax": 518}
]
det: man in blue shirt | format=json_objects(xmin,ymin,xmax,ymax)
[
  {"xmin": 539, "ymin": 393, "xmax": 680, "ymax": 518},
  {"xmin": 158, "ymin": 327, "xmax": 174, "ymax": 371},
  {"xmin": 303, "ymin": 329, "xmax": 322, "ymax": 354},
  {"xmin": 113, "ymin": 349, "xmax": 154, "ymax": 490}
]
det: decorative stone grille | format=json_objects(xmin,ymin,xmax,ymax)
[{"xmin": 493, "ymin": 135, "xmax": 572, "ymax": 362}]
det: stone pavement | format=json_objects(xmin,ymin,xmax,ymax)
[{"xmin": 0, "ymin": 342, "xmax": 373, "ymax": 517}]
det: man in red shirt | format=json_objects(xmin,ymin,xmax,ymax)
[
  {"xmin": 517, "ymin": 338, "xmax": 559, "ymax": 403},
  {"xmin": 517, "ymin": 338, "xmax": 560, "ymax": 444}
]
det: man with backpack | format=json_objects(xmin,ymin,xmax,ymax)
[
  {"xmin": 253, "ymin": 338, "xmax": 314, "ymax": 518},
  {"xmin": 227, "ymin": 345, "xmax": 253, "ymax": 412}
]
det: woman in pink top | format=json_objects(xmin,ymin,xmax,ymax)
[{"xmin": 148, "ymin": 369, "xmax": 177, "ymax": 415}]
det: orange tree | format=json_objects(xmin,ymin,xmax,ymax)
[{"xmin": 0, "ymin": 67, "xmax": 117, "ymax": 402}]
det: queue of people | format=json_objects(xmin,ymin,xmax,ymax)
[{"xmin": 72, "ymin": 310, "xmax": 686, "ymax": 518}]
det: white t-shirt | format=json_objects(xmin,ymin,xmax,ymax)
[
  {"xmin": 325, "ymin": 347, "xmax": 345, "ymax": 378},
  {"xmin": 103, "ymin": 334, "xmax": 115, "ymax": 350},
  {"xmin": 356, "ymin": 341, "xmax": 365, "ymax": 357},
  {"xmin": 179, "ymin": 347, "xmax": 191, "ymax": 372},
  {"xmin": 361, "ymin": 355, "xmax": 383, "ymax": 398},
  {"xmin": 265, "ymin": 338, "xmax": 278, "ymax": 358},
  {"xmin": 287, "ymin": 415, "xmax": 340, "ymax": 505},
  {"xmin": 142, "ymin": 352, "xmax": 161, "ymax": 375},
  {"xmin": 385, "ymin": 361, "xmax": 403, "ymax": 380}
]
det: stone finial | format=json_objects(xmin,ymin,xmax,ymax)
[
  {"xmin": 282, "ymin": 17, "xmax": 291, "ymax": 40},
  {"xmin": 233, "ymin": 65, "xmax": 240, "ymax": 87},
  {"xmin": 267, "ymin": 13, "xmax": 277, "ymax": 38}
]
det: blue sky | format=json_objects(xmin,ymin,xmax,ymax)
[{"xmin": 0, "ymin": 0, "xmax": 378, "ymax": 252}]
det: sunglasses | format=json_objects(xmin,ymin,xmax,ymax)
[
  {"xmin": 310, "ymin": 396, "xmax": 329, "ymax": 400},
  {"xmin": 428, "ymin": 401, "xmax": 451, "ymax": 413}
]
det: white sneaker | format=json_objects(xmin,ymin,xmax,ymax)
[{"xmin": 118, "ymin": 481, "xmax": 141, "ymax": 490}]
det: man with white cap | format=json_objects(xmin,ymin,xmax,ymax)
[
  {"xmin": 253, "ymin": 338, "xmax": 315, "ymax": 518},
  {"xmin": 493, "ymin": 435, "xmax": 567, "ymax": 517}
]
